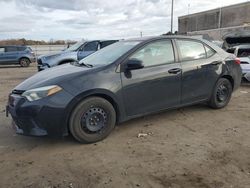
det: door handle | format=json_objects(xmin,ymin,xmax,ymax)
[
  {"xmin": 211, "ymin": 61, "xmax": 222, "ymax": 65},
  {"xmin": 168, "ymin": 68, "xmax": 182, "ymax": 74}
]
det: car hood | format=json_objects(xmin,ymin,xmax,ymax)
[
  {"xmin": 14, "ymin": 64, "xmax": 91, "ymax": 91},
  {"xmin": 38, "ymin": 50, "xmax": 74, "ymax": 59},
  {"xmin": 223, "ymin": 31, "xmax": 250, "ymax": 47}
]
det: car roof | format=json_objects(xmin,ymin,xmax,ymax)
[
  {"xmin": 122, "ymin": 35, "xmax": 226, "ymax": 54},
  {"xmin": 123, "ymin": 35, "xmax": 209, "ymax": 42}
]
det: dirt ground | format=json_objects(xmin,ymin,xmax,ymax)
[{"xmin": 0, "ymin": 64, "xmax": 250, "ymax": 188}]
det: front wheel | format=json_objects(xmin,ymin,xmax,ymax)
[
  {"xmin": 69, "ymin": 97, "xmax": 116, "ymax": 143},
  {"xmin": 208, "ymin": 78, "xmax": 233, "ymax": 109}
]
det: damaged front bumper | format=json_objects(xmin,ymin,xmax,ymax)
[{"xmin": 6, "ymin": 90, "xmax": 73, "ymax": 137}]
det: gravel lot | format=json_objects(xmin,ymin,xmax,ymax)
[{"xmin": 0, "ymin": 64, "xmax": 250, "ymax": 188}]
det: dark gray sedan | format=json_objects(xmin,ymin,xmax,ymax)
[{"xmin": 7, "ymin": 36, "xmax": 242, "ymax": 143}]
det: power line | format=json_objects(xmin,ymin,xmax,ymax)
[{"xmin": 171, "ymin": 0, "xmax": 174, "ymax": 33}]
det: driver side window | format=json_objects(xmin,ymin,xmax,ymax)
[{"xmin": 129, "ymin": 40, "xmax": 175, "ymax": 67}]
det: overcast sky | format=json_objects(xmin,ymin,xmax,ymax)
[{"xmin": 0, "ymin": 0, "xmax": 248, "ymax": 41}]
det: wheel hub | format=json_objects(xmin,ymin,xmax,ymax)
[
  {"xmin": 216, "ymin": 84, "xmax": 229, "ymax": 102},
  {"xmin": 81, "ymin": 107, "xmax": 107, "ymax": 133}
]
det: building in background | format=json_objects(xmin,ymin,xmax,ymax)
[{"xmin": 178, "ymin": 2, "xmax": 250, "ymax": 41}]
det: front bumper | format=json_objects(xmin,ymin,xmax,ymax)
[
  {"xmin": 30, "ymin": 57, "xmax": 36, "ymax": 63},
  {"xmin": 6, "ymin": 90, "xmax": 74, "ymax": 137},
  {"xmin": 37, "ymin": 58, "xmax": 50, "ymax": 71}
]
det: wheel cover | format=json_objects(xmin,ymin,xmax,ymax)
[
  {"xmin": 216, "ymin": 84, "xmax": 229, "ymax": 103},
  {"xmin": 20, "ymin": 59, "xmax": 28, "ymax": 66},
  {"xmin": 81, "ymin": 107, "xmax": 107, "ymax": 133}
]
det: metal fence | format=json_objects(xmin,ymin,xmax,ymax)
[{"xmin": 29, "ymin": 45, "xmax": 67, "ymax": 56}]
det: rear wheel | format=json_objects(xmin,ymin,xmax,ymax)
[
  {"xmin": 19, "ymin": 58, "xmax": 30, "ymax": 67},
  {"xmin": 208, "ymin": 78, "xmax": 233, "ymax": 109},
  {"xmin": 69, "ymin": 97, "xmax": 116, "ymax": 143}
]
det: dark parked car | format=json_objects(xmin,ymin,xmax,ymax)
[
  {"xmin": 37, "ymin": 40, "xmax": 118, "ymax": 71},
  {"xmin": 0, "ymin": 45, "xmax": 36, "ymax": 67},
  {"xmin": 6, "ymin": 36, "xmax": 242, "ymax": 143}
]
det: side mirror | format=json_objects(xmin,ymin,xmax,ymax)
[{"xmin": 126, "ymin": 58, "xmax": 144, "ymax": 71}]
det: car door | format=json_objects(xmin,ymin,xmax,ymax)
[
  {"xmin": 77, "ymin": 41, "xmax": 99, "ymax": 60},
  {"xmin": 175, "ymin": 39, "xmax": 216, "ymax": 104},
  {"xmin": 4, "ymin": 46, "xmax": 19, "ymax": 63},
  {"xmin": 0, "ymin": 47, "xmax": 5, "ymax": 64},
  {"xmin": 121, "ymin": 39, "xmax": 181, "ymax": 117}
]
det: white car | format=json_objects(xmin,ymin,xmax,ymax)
[
  {"xmin": 222, "ymin": 31, "xmax": 250, "ymax": 81},
  {"xmin": 233, "ymin": 45, "xmax": 250, "ymax": 81}
]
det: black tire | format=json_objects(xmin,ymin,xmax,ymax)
[
  {"xmin": 69, "ymin": 97, "xmax": 116, "ymax": 143},
  {"xmin": 208, "ymin": 78, "xmax": 233, "ymax": 109},
  {"xmin": 19, "ymin": 58, "xmax": 30, "ymax": 67}
]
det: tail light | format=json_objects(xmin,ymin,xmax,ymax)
[{"xmin": 235, "ymin": 58, "xmax": 241, "ymax": 65}]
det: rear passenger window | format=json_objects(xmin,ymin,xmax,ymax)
[
  {"xmin": 238, "ymin": 48, "xmax": 250, "ymax": 57},
  {"xmin": 6, "ymin": 47, "xmax": 18, "ymax": 52},
  {"xmin": 177, "ymin": 40, "xmax": 206, "ymax": 61},
  {"xmin": 18, "ymin": 47, "xmax": 26, "ymax": 51},
  {"xmin": 205, "ymin": 45, "xmax": 216, "ymax": 58}
]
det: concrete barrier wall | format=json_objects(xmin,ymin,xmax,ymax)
[
  {"xmin": 179, "ymin": 2, "xmax": 250, "ymax": 35},
  {"xmin": 29, "ymin": 45, "xmax": 68, "ymax": 56},
  {"xmin": 187, "ymin": 25, "xmax": 250, "ymax": 41}
]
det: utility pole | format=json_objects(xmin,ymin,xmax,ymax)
[
  {"xmin": 171, "ymin": 0, "xmax": 174, "ymax": 34},
  {"xmin": 218, "ymin": 2, "xmax": 223, "ymax": 39},
  {"xmin": 218, "ymin": 7, "xmax": 222, "ymax": 29}
]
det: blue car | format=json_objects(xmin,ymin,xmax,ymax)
[
  {"xmin": 0, "ymin": 45, "xmax": 36, "ymax": 67},
  {"xmin": 37, "ymin": 40, "xmax": 118, "ymax": 71}
]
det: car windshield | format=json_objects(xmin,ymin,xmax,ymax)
[
  {"xmin": 65, "ymin": 41, "xmax": 85, "ymax": 52},
  {"xmin": 78, "ymin": 41, "xmax": 140, "ymax": 66}
]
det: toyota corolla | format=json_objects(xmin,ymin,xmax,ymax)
[{"xmin": 6, "ymin": 36, "xmax": 242, "ymax": 143}]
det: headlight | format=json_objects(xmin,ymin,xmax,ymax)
[{"xmin": 22, "ymin": 85, "xmax": 62, "ymax": 101}]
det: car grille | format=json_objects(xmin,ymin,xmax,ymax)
[{"xmin": 12, "ymin": 89, "xmax": 25, "ymax": 95}]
